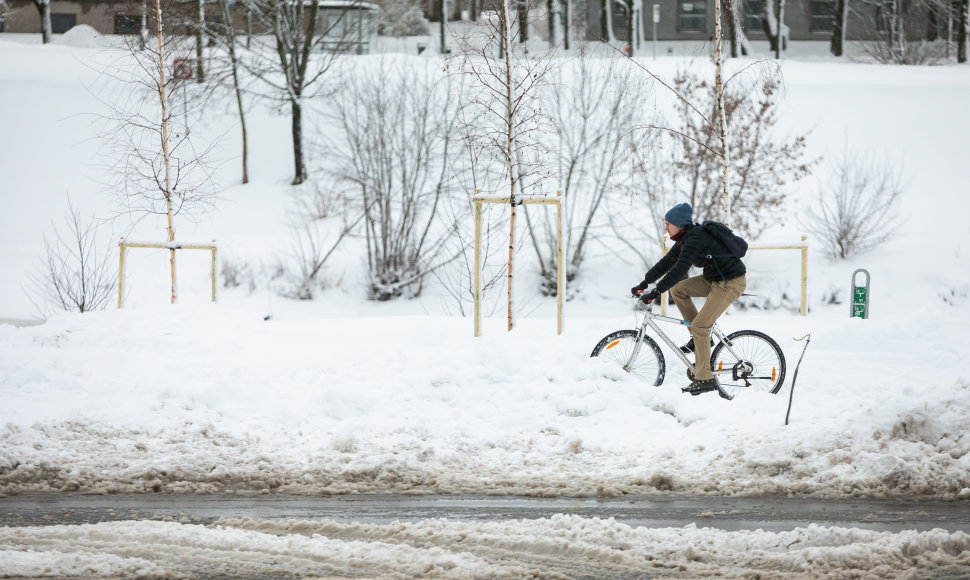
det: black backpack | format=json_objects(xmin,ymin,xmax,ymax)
[{"xmin": 701, "ymin": 220, "xmax": 748, "ymax": 259}]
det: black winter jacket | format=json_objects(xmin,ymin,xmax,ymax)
[{"xmin": 641, "ymin": 222, "xmax": 746, "ymax": 294}]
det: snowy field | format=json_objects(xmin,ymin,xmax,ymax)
[{"xmin": 2, "ymin": 27, "xmax": 970, "ymax": 578}]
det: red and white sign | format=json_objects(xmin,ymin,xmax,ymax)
[{"xmin": 172, "ymin": 58, "xmax": 193, "ymax": 81}]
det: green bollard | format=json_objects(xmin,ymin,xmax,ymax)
[{"xmin": 850, "ymin": 269, "xmax": 870, "ymax": 319}]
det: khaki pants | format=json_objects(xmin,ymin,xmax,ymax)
[{"xmin": 670, "ymin": 274, "xmax": 746, "ymax": 381}]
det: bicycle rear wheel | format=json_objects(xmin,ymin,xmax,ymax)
[
  {"xmin": 710, "ymin": 330, "xmax": 786, "ymax": 396},
  {"xmin": 590, "ymin": 330, "xmax": 666, "ymax": 386}
]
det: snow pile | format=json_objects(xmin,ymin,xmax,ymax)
[
  {"xmin": 2, "ymin": 302, "xmax": 969, "ymax": 498},
  {"xmin": 58, "ymin": 24, "xmax": 105, "ymax": 48},
  {"xmin": 2, "ymin": 516, "xmax": 970, "ymax": 578}
]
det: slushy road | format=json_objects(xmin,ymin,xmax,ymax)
[{"xmin": 3, "ymin": 493, "xmax": 970, "ymax": 533}]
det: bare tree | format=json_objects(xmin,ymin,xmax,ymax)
[
  {"xmin": 278, "ymin": 218, "xmax": 357, "ymax": 300},
  {"xmin": 855, "ymin": 0, "xmax": 954, "ymax": 63},
  {"xmin": 667, "ymin": 70, "xmax": 813, "ymax": 239},
  {"xmin": 761, "ymin": 0, "xmax": 788, "ymax": 58},
  {"xmin": 99, "ymin": 7, "xmax": 219, "ymax": 304},
  {"xmin": 208, "ymin": 0, "xmax": 252, "ymax": 184},
  {"xmin": 321, "ymin": 59, "xmax": 464, "ymax": 301},
  {"xmin": 242, "ymin": 0, "xmax": 352, "ymax": 185},
  {"xmin": 27, "ymin": 200, "xmax": 115, "ymax": 315},
  {"xmin": 831, "ymin": 0, "xmax": 848, "ymax": 56},
  {"xmin": 802, "ymin": 153, "xmax": 904, "ymax": 259},
  {"xmin": 527, "ymin": 49, "xmax": 647, "ymax": 295},
  {"xmin": 0, "ymin": 0, "xmax": 12, "ymax": 31},
  {"xmin": 961, "ymin": 0, "xmax": 969, "ymax": 62},
  {"xmin": 454, "ymin": 0, "xmax": 556, "ymax": 329},
  {"xmin": 31, "ymin": 0, "xmax": 51, "ymax": 43},
  {"xmin": 378, "ymin": 0, "xmax": 429, "ymax": 36},
  {"xmin": 727, "ymin": 0, "xmax": 754, "ymax": 57},
  {"xmin": 607, "ymin": 135, "xmax": 678, "ymax": 269}
]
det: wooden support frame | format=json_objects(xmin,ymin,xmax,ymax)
[
  {"xmin": 473, "ymin": 191, "xmax": 563, "ymax": 337},
  {"xmin": 118, "ymin": 238, "xmax": 217, "ymax": 308},
  {"xmin": 660, "ymin": 235, "xmax": 809, "ymax": 317}
]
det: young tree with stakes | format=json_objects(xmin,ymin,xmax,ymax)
[
  {"xmin": 455, "ymin": 0, "xmax": 556, "ymax": 330},
  {"xmin": 99, "ymin": 0, "xmax": 218, "ymax": 304}
]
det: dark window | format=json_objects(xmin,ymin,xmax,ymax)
[
  {"xmin": 114, "ymin": 14, "xmax": 140, "ymax": 34},
  {"xmin": 679, "ymin": 0, "xmax": 706, "ymax": 31},
  {"xmin": 876, "ymin": 2, "xmax": 892, "ymax": 32},
  {"xmin": 611, "ymin": 1, "xmax": 631, "ymax": 41},
  {"xmin": 810, "ymin": 0, "xmax": 835, "ymax": 32},
  {"xmin": 743, "ymin": 0, "xmax": 763, "ymax": 31},
  {"xmin": 50, "ymin": 13, "xmax": 76, "ymax": 33}
]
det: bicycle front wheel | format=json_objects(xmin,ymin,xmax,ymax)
[
  {"xmin": 590, "ymin": 330, "xmax": 666, "ymax": 386},
  {"xmin": 710, "ymin": 330, "xmax": 787, "ymax": 396}
]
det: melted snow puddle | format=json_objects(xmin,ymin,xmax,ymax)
[{"xmin": 2, "ymin": 515, "xmax": 970, "ymax": 578}]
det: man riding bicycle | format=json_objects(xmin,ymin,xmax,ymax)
[{"xmin": 631, "ymin": 203, "xmax": 746, "ymax": 400}]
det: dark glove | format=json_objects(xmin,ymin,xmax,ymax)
[
  {"xmin": 630, "ymin": 281, "xmax": 648, "ymax": 298},
  {"xmin": 640, "ymin": 289, "xmax": 661, "ymax": 304}
]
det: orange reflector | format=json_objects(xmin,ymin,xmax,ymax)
[
  {"xmin": 772, "ymin": 367, "xmax": 777, "ymax": 381},
  {"xmin": 606, "ymin": 340, "xmax": 621, "ymax": 350},
  {"xmin": 718, "ymin": 361, "xmax": 723, "ymax": 371}
]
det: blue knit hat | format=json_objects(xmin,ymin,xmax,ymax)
[{"xmin": 664, "ymin": 203, "xmax": 693, "ymax": 227}]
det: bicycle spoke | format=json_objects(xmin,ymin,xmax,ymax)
[
  {"xmin": 591, "ymin": 330, "xmax": 665, "ymax": 386},
  {"xmin": 711, "ymin": 331, "xmax": 786, "ymax": 396}
]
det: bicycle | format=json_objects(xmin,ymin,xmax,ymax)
[{"xmin": 590, "ymin": 299, "xmax": 787, "ymax": 398}]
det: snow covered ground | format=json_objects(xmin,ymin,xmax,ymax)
[
  {"xmin": 2, "ymin": 28, "xmax": 970, "ymax": 578},
  {"xmin": 4, "ymin": 516, "xmax": 970, "ymax": 578}
]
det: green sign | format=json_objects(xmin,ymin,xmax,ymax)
[{"xmin": 850, "ymin": 269, "xmax": 870, "ymax": 319}]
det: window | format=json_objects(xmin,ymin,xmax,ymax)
[
  {"xmin": 875, "ymin": 2, "xmax": 892, "ymax": 33},
  {"xmin": 810, "ymin": 0, "xmax": 836, "ymax": 33},
  {"xmin": 50, "ymin": 13, "xmax": 76, "ymax": 33},
  {"xmin": 114, "ymin": 14, "xmax": 140, "ymax": 35},
  {"xmin": 679, "ymin": 0, "xmax": 706, "ymax": 31},
  {"xmin": 743, "ymin": 0, "xmax": 763, "ymax": 31}
]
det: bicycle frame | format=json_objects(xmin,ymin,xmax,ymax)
[{"xmin": 626, "ymin": 302, "xmax": 739, "ymax": 376}]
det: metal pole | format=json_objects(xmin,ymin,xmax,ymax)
[
  {"xmin": 117, "ymin": 241, "xmax": 126, "ymax": 309},
  {"xmin": 800, "ymin": 235, "xmax": 807, "ymax": 316},
  {"xmin": 660, "ymin": 234, "xmax": 668, "ymax": 315},
  {"xmin": 211, "ymin": 244, "xmax": 217, "ymax": 303},
  {"xmin": 474, "ymin": 197, "xmax": 482, "ymax": 337},
  {"xmin": 556, "ymin": 191, "xmax": 563, "ymax": 335},
  {"xmin": 652, "ymin": 3, "xmax": 658, "ymax": 59}
]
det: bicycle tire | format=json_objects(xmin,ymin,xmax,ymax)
[
  {"xmin": 710, "ymin": 330, "xmax": 787, "ymax": 396},
  {"xmin": 590, "ymin": 330, "xmax": 666, "ymax": 386}
]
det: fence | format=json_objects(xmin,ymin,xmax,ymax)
[{"xmin": 117, "ymin": 239, "xmax": 217, "ymax": 308}]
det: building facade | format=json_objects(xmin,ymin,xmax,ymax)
[
  {"xmin": 586, "ymin": 0, "xmax": 965, "ymax": 44},
  {"xmin": 1, "ymin": 0, "xmax": 963, "ymax": 48}
]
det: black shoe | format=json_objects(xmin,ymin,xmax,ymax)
[
  {"xmin": 682, "ymin": 378, "xmax": 734, "ymax": 400},
  {"xmin": 680, "ymin": 337, "xmax": 715, "ymax": 354}
]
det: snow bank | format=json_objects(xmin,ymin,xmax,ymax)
[
  {"xmin": 2, "ymin": 303, "xmax": 969, "ymax": 498},
  {"xmin": 58, "ymin": 24, "xmax": 104, "ymax": 48},
  {"xmin": 2, "ymin": 27, "xmax": 970, "ymax": 501},
  {"xmin": 2, "ymin": 516, "xmax": 969, "ymax": 578}
]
